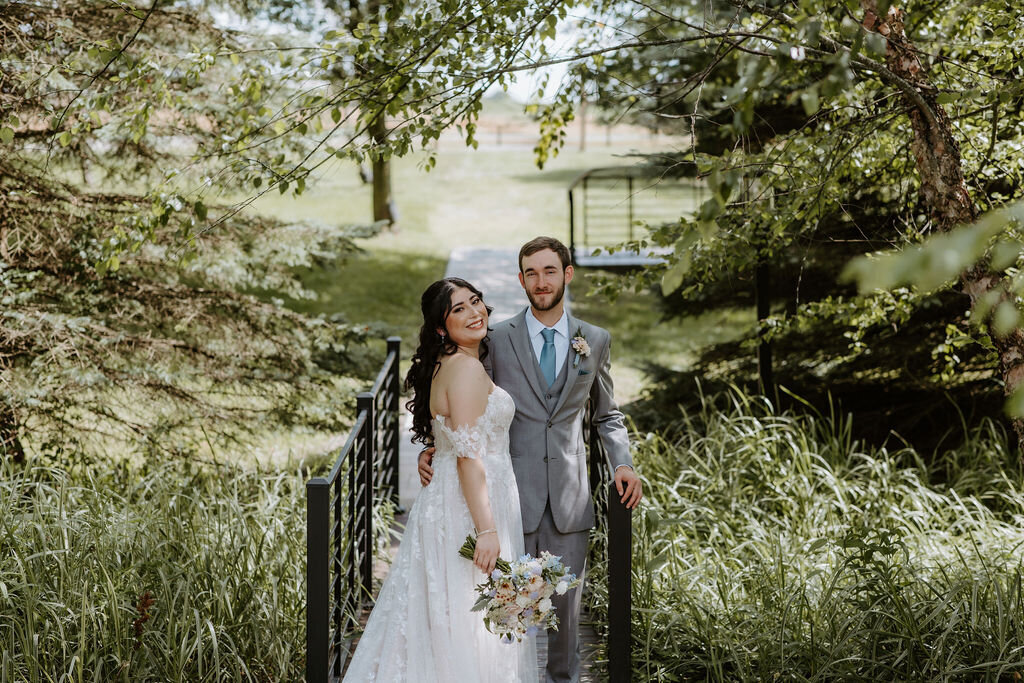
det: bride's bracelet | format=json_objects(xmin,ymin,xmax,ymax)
[{"xmin": 475, "ymin": 527, "xmax": 497, "ymax": 538}]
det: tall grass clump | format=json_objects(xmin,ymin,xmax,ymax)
[
  {"xmin": 0, "ymin": 458, "xmax": 313, "ymax": 681},
  {"xmin": 589, "ymin": 390, "xmax": 1024, "ymax": 681}
]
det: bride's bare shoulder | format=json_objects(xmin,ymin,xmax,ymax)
[
  {"xmin": 437, "ymin": 352, "xmax": 487, "ymax": 380},
  {"xmin": 435, "ymin": 354, "xmax": 491, "ymax": 419}
]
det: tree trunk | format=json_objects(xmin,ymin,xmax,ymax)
[
  {"xmin": 343, "ymin": 0, "xmax": 394, "ymax": 228},
  {"xmin": 756, "ymin": 259, "xmax": 775, "ymax": 405},
  {"xmin": 864, "ymin": 3, "xmax": 1024, "ymax": 450},
  {"xmin": 369, "ymin": 114, "xmax": 395, "ymax": 228},
  {"xmin": 1, "ymin": 401, "xmax": 25, "ymax": 463}
]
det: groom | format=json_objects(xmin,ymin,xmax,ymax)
[{"xmin": 419, "ymin": 236, "xmax": 642, "ymax": 683}]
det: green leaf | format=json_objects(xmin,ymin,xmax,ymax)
[
  {"xmin": 992, "ymin": 301, "xmax": 1019, "ymax": 337},
  {"xmin": 660, "ymin": 258, "xmax": 689, "ymax": 294},
  {"xmin": 991, "ymin": 240, "xmax": 1020, "ymax": 271},
  {"xmin": 800, "ymin": 88, "xmax": 820, "ymax": 116},
  {"xmin": 807, "ymin": 538, "xmax": 829, "ymax": 553},
  {"xmin": 1005, "ymin": 383, "xmax": 1024, "ymax": 418},
  {"xmin": 842, "ymin": 200, "xmax": 1024, "ymax": 293},
  {"xmin": 193, "ymin": 200, "xmax": 207, "ymax": 222},
  {"xmin": 0, "ymin": 127, "xmax": 13, "ymax": 145},
  {"xmin": 698, "ymin": 197, "xmax": 722, "ymax": 223},
  {"xmin": 646, "ymin": 551, "xmax": 669, "ymax": 573},
  {"xmin": 661, "ymin": 230, "xmax": 701, "ymax": 294},
  {"xmin": 59, "ymin": 131, "xmax": 72, "ymax": 147},
  {"xmin": 865, "ymin": 32, "xmax": 888, "ymax": 57}
]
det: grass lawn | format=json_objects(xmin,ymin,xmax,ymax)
[
  {"xmin": 248, "ymin": 139, "xmax": 753, "ymax": 401},
  {"xmin": 251, "ymin": 144, "xmax": 680, "ymax": 254}
]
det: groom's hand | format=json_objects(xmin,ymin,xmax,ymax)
[
  {"xmin": 417, "ymin": 447, "xmax": 435, "ymax": 486},
  {"xmin": 614, "ymin": 466, "xmax": 643, "ymax": 509}
]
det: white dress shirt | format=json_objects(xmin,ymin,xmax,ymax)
[{"xmin": 525, "ymin": 309, "xmax": 570, "ymax": 374}]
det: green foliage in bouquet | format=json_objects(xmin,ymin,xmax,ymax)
[{"xmin": 459, "ymin": 535, "xmax": 581, "ymax": 641}]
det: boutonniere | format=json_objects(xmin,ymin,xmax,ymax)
[{"xmin": 570, "ymin": 328, "xmax": 591, "ymax": 368}]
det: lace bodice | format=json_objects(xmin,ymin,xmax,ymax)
[{"xmin": 432, "ymin": 386, "xmax": 515, "ymax": 461}]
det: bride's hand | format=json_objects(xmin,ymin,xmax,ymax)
[{"xmin": 473, "ymin": 533, "xmax": 500, "ymax": 575}]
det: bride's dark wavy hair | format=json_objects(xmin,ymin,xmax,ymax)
[{"xmin": 405, "ymin": 277, "xmax": 493, "ymax": 446}]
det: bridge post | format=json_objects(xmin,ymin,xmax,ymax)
[
  {"xmin": 386, "ymin": 337, "xmax": 402, "ymax": 507},
  {"xmin": 306, "ymin": 477, "xmax": 330, "ymax": 683},
  {"xmin": 357, "ymin": 392, "xmax": 375, "ymax": 594},
  {"xmin": 607, "ymin": 481, "xmax": 633, "ymax": 681}
]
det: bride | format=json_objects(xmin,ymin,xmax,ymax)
[{"xmin": 342, "ymin": 277, "xmax": 538, "ymax": 682}]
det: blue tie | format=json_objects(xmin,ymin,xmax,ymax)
[{"xmin": 540, "ymin": 328, "xmax": 556, "ymax": 387}]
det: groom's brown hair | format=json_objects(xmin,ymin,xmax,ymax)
[{"xmin": 519, "ymin": 236, "xmax": 572, "ymax": 272}]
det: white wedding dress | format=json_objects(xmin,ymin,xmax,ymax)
[{"xmin": 342, "ymin": 386, "xmax": 538, "ymax": 682}]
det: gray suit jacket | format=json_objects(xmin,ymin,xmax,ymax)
[{"xmin": 484, "ymin": 308, "xmax": 631, "ymax": 534}]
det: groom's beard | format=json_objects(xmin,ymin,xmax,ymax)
[{"xmin": 526, "ymin": 281, "xmax": 565, "ymax": 311}]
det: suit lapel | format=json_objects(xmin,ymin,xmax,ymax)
[
  {"xmin": 551, "ymin": 313, "xmax": 580, "ymax": 416},
  {"xmin": 507, "ymin": 309, "xmax": 547, "ymax": 405}
]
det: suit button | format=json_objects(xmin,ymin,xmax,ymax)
[
  {"xmin": 543, "ymin": 456, "xmax": 548, "ymax": 462},
  {"xmin": 545, "ymin": 394, "xmax": 552, "ymax": 399},
  {"xmin": 546, "ymin": 422, "xmax": 552, "ymax": 428}
]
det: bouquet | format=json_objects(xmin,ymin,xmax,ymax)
[{"xmin": 458, "ymin": 534, "xmax": 582, "ymax": 642}]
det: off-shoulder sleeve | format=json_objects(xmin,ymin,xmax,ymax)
[{"xmin": 441, "ymin": 418, "xmax": 488, "ymax": 459}]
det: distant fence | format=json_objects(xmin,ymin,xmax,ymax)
[
  {"xmin": 306, "ymin": 337, "xmax": 401, "ymax": 682},
  {"xmin": 568, "ymin": 166, "xmax": 703, "ymax": 267}
]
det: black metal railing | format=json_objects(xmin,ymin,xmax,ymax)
[
  {"xmin": 307, "ymin": 335, "xmax": 632, "ymax": 681},
  {"xmin": 568, "ymin": 165, "xmax": 702, "ymax": 267},
  {"xmin": 586, "ymin": 401, "xmax": 633, "ymax": 681},
  {"xmin": 307, "ymin": 337, "xmax": 401, "ymax": 683}
]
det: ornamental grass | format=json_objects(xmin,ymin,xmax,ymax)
[{"xmin": 588, "ymin": 390, "xmax": 1024, "ymax": 681}]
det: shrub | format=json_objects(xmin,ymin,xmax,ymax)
[
  {"xmin": 588, "ymin": 391, "xmax": 1024, "ymax": 681},
  {"xmin": 0, "ymin": 459, "xmax": 309, "ymax": 681}
]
